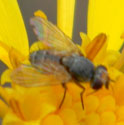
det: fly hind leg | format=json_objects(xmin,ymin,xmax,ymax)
[{"xmin": 58, "ymin": 83, "xmax": 67, "ymax": 109}]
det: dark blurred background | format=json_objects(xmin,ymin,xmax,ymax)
[{"xmin": 0, "ymin": 0, "xmax": 88, "ymax": 124}]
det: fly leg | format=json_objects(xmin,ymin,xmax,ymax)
[
  {"xmin": 75, "ymin": 83, "xmax": 85, "ymax": 109},
  {"xmin": 80, "ymin": 87, "xmax": 85, "ymax": 109},
  {"xmin": 59, "ymin": 83, "xmax": 67, "ymax": 109}
]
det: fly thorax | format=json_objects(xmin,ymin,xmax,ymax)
[{"xmin": 62, "ymin": 56, "xmax": 95, "ymax": 82}]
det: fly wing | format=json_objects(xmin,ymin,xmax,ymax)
[
  {"xmin": 11, "ymin": 62, "xmax": 71, "ymax": 87},
  {"xmin": 30, "ymin": 17, "xmax": 82, "ymax": 56}
]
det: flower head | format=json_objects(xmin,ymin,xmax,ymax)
[{"xmin": 0, "ymin": 0, "xmax": 124, "ymax": 125}]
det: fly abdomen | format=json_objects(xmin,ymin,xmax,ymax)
[{"xmin": 30, "ymin": 50, "xmax": 61, "ymax": 66}]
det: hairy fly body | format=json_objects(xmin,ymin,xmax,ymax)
[{"xmin": 11, "ymin": 16, "xmax": 109, "ymax": 109}]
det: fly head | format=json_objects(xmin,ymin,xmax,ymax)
[{"xmin": 91, "ymin": 65, "xmax": 109, "ymax": 90}]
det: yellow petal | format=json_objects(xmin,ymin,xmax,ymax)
[
  {"xmin": 9, "ymin": 98, "xmax": 26, "ymax": 121},
  {"xmin": 0, "ymin": 41, "xmax": 27, "ymax": 68},
  {"xmin": 0, "ymin": 87, "xmax": 12, "ymax": 104},
  {"xmin": 9, "ymin": 47, "xmax": 27, "ymax": 68},
  {"xmin": 80, "ymin": 32, "xmax": 91, "ymax": 50},
  {"xmin": 103, "ymin": 50, "xmax": 121, "ymax": 67},
  {"xmin": 57, "ymin": 0, "xmax": 76, "ymax": 38},
  {"xmin": 88, "ymin": 0, "xmax": 124, "ymax": 50},
  {"xmin": 77, "ymin": 44, "xmax": 86, "ymax": 56},
  {"xmin": 42, "ymin": 114, "xmax": 63, "ymax": 125},
  {"xmin": 20, "ymin": 94, "xmax": 56, "ymax": 121},
  {"xmin": 108, "ymin": 67, "xmax": 122, "ymax": 82},
  {"xmin": 85, "ymin": 33, "xmax": 107, "ymax": 61},
  {"xmin": 8, "ymin": 86, "xmax": 56, "ymax": 121},
  {"xmin": 0, "ymin": 39, "xmax": 27, "ymax": 69},
  {"xmin": 0, "ymin": 0, "xmax": 29, "ymax": 56},
  {"xmin": 30, "ymin": 41, "xmax": 48, "ymax": 53},
  {"xmin": 3, "ymin": 112, "xmax": 40, "ymax": 125},
  {"xmin": 0, "ymin": 46, "xmax": 12, "ymax": 68},
  {"xmin": 1, "ymin": 69, "xmax": 12, "ymax": 85},
  {"xmin": 114, "ymin": 48, "xmax": 124, "ymax": 72},
  {"xmin": 39, "ymin": 103, "xmax": 56, "ymax": 120},
  {"xmin": 2, "ymin": 112, "xmax": 25, "ymax": 125},
  {"xmin": 78, "ymin": 32, "xmax": 91, "ymax": 56},
  {"xmin": 114, "ymin": 75, "xmax": 124, "ymax": 105},
  {"xmin": 0, "ymin": 100, "xmax": 9, "ymax": 118},
  {"xmin": 34, "ymin": 10, "xmax": 47, "ymax": 19}
]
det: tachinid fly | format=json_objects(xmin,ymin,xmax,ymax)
[{"xmin": 11, "ymin": 16, "xmax": 110, "ymax": 109}]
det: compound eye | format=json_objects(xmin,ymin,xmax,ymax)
[{"xmin": 91, "ymin": 78, "xmax": 103, "ymax": 90}]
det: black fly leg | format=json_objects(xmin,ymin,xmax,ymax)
[
  {"xmin": 59, "ymin": 83, "xmax": 67, "ymax": 109},
  {"xmin": 80, "ymin": 87, "xmax": 85, "ymax": 109},
  {"xmin": 75, "ymin": 82, "xmax": 85, "ymax": 109}
]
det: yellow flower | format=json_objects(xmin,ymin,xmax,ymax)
[
  {"xmin": 0, "ymin": 0, "xmax": 124, "ymax": 125},
  {"xmin": 88, "ymin": 0, "xmax": 124, "ymax": 51}
]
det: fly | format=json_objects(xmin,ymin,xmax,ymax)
[{"xmin": 11, "ymin": 16, "xmax": 109, "ymax": 109}]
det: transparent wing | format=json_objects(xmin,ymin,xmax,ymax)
[
  {"xmin": 11, "ymin": 63, "xmax": 71, "ymax": 87},
  {"xmin": 30, "ymin": 17, "xmax": 82, "ymax": 56}
]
